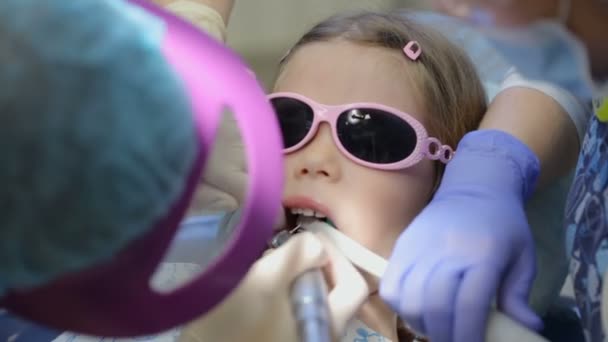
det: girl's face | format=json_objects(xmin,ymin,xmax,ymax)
[{"xmin": 275, "ymin": 40, "xmax": 437, "ymax": 287}]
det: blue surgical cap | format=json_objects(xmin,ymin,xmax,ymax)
[{"xmin": 0, "ymin": 0, "xmax": 197, "ymax": 294}]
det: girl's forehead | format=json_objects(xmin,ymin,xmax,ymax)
[{"xmin": 274, "ymin": 41, "xmax": 426, "ymax": 118}]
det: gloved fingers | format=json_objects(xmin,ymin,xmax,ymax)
[
  {"xmin": 453, "ymin": 266, "xmax": 498, "ymax": 342},
  {"xmin": 201, "ymin": 107, "xmax": 247, "ymax": 204},
  {"xmin": 394, "ymin": 255, "xmax": 443, "ymax": 336},
  {"xmin": 188, "ymin": 182, "xmax": 239, "ymax": 214},
  {"xmin": 194, "ymin": 174, "xmax": 283, "ymax": 226},
  {"xmin": 200, "ymin": 167, "xmax": 247, "ymax": 208},
  {"xmin": 253, "ymin": 232, "xmax": 328, "ymax": 289},
  {"xmin": 315, "ymin": 234, "xmax": 369, "ymax": 338},
  {"xmin": 497, "ymin": 245, "xmax": 542, "ymax": 330},
  {"xmin": 423, "ymin": 260, "xmax": 468, "ymax": 342},
  {"xmin": 379, "ymin": 233, "xmax": 424, "ymax": 305},
  {"xmin": 379, "ymin": 260, "xmax": 410, "ymax": 317},
  {"xmin": 214, "ymin": 108, "xmax": 247, "ymax": 171}
]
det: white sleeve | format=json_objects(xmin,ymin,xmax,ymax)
[
  {"xmin": 500, "ymin": 67, "xmax": 592, "ymax": 143},
  {"xmin": 165, "ymin": 0, "xmax": 227, "ymax": 42}
]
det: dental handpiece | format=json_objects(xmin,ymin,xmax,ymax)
[
  {"xmin": 291, "ymin": 270, "xmax": 332, "ymax": 342},
  {"xmin": 270, "ymin": 230, "xmax": 332, "ymax": 342}
]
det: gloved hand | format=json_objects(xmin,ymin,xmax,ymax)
[
  {"xmin": 150, "ymin": 0, "xmax": 244, "ymax": 215},
  {"xmin": 190, "ymin": 113, "xmax": 286, "ymax": 228},
  {"xmin": 380, "ymin": 130, "xmax": 543, "ymax": 342},
  {"xmin": 178, "ymin": 232, "xmax": 369, "ymax": 342},
  {"xmin": 156, "ymin": 0, "xmax": 281, "ymax": 224},
  {"xmin": 187, "ymin": 110, "xmax": 248, "ymax": 215}
]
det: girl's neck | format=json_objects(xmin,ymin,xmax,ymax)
[{"xmin": 357, "ymin": 295, "xmax": 398, "ymax": 341}]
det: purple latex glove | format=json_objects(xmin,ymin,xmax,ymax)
[{"xmin": 380, "ymin": 130, "xmax": 543, "ymax": 342}]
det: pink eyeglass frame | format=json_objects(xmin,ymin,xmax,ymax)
[{"xmin": 268, "ymin": 92, "xmax": 455, "ymax": 170}]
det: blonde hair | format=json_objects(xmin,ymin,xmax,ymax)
[{"xmin": 277, "ymin": 10, "xmax": 487, "ymax": 187}]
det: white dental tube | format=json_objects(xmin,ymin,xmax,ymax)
[{"xmin": 303, "ymin": 220, "xmax": 550, "ymax": 342}]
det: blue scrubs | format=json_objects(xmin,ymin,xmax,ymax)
[{"xmin": 567, "ymin": 98, "xmax": 608, "ymax": 342}]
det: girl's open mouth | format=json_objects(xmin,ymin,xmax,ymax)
[
  {"xmin": 281, "ymin": 196, "xmax": 335, "ymax": 229},
  {"xmin": 282, "ymin": 201, "xmax": 337, "ymax": 232},
  {"xmin": 268, "ymin": 197, "xmax": 337, "ymax": 248}
]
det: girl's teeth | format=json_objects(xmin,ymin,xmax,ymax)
[
  {"xmin": 289, "ymin": 207, "xmax": 327, "ymax": 218},
  {"xmin": 302, "ymin": 209, "xmax": 314, "ymax": 216}
]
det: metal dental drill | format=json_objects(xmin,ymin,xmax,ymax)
[{"xmin": 269, "ymin": 223, "xmax": 332, "ymax": 342}]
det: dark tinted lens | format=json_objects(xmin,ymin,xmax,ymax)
[
  {"xmin": 337, "ymin": 108, "xmax": 417, "ymax": 164},
  {"xmin": 270, "ymin": 97, "xmax": 314, "ymax": 149}
]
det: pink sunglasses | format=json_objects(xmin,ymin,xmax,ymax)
[{"xmin": 268, "ymin": 92, "xmax": 454, "ymax": 170}]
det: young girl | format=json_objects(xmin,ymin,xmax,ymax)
[
  {"xmin": 175, "ymin": 9, "xmax": 486, "ymax": 342},
  {"xmin": 267, "ymin": 10, "xmax": 487, "ymax": 342}
]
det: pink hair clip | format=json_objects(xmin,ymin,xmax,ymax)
[{"xmin": 403, "ymin": 41, "xmax": 421, "ymax": 61}]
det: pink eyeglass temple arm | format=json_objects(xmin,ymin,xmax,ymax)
[{"xmin": 423, "ymin": 137, "xmax": 455, "ymax": 164}]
